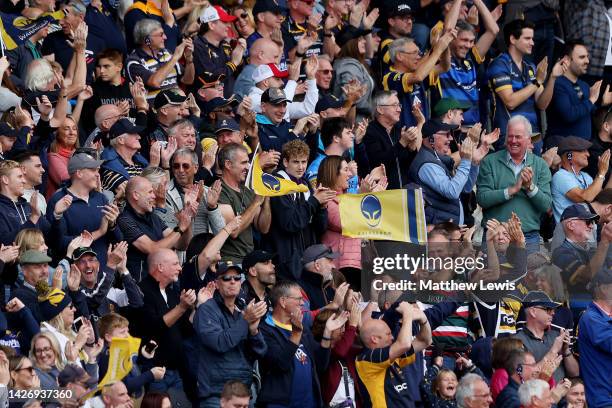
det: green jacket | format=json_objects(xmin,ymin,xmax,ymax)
[{"xmin": 476, "ymin": 149, "xmax": 552, "ymax": 232}]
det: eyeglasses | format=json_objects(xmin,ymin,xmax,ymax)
[
  {"xmin": 399, "ymin": 50, "xmax": 423, "ymax": 57},
  {"xmin": 568, "ymin": 217, "xmax": 596, "ymax": 226},
  {"xmin": 219, "ymin": 275, "xmax": 242, "ymax": 282},
  {"xmin": 283, "ymin": 295, "xmax": 303, "ymax": 301},
  {"xmin": 471, "ymin": 393, "xmax": 491, "ymax": 399},
  {"xmin": 149, "ymin": 32, "xmax": 166, "ymax": 38},
  {"xmin": 318, "ymin": 69, "xmax": 332, "ymax": 75},
  {"xmin": 35, "ymin": 346, "xmax": 52, "ymax": 354},
  {"xmin": 172, "ymin": 162, "xmax": 192, "ymax": 170},
  {"xmin": 378, "ymin": 103, "xmax": 402, "ymax": 108}
]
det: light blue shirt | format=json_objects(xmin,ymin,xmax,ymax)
[
  {"xmin": 503, "ymin": 151, "xmax": 540, "ymax": 200},
  {"xmin": 306, "ymin": 153, "xmax": 359, "ymax": 193},
  {"xmin": 417, "ymin": 158, "xmax": 479, "ymax": 225},
  {"xmin": 551, "ymin": 168, "xmax": 594, "ymax": 222}
]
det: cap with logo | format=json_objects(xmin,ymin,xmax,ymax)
[
  {"xmin": 0, "ymin": 123, "xmax": 18, "ymax": 138},
  {"xmin": 385, "ymin": 0, "xmax": 413, "ymax": 18},
  {"xmin": 522, "ymin": 290, "xmax": 561, "ymax": 309},
  {"xmin": 560, "ymin": 204, "xmax": 599, "ymax": 223},
  {"xmin": 252, "ymin": 63, "xmax": 289, "ymax": 83},
  {"xmin": 68, "ymin": 152, "xmax": 104, "ymax": 175},
  {"xmin": 216, "ymin": 261, "xmax": 243, "ymax": 276},
  {"xmin": 261, "ymin": 87, "xmax": 290, "ymax": 105},
  {"xmin": 432, "ymin": 98, "xmax": 472, "ymax": 118},
  {"xmin": 215, "ymin": 118, "xmax": 241, "ymax": 133},
  {"xmin": 19, "ymin": 250, "xmax": 52, "ymax": 265},
  {"xmin": 108, "ymin": 118, "xmax": 145, "ymax": 140},
  {"xmin": 242, "ymin": 250, "xmax": 274, "ymax": 271},
  {"xmin": 199, "ymin": 5, "xmax": 237, "ymax": 23},
  {"xmin": 153, "ymin": 89, "xmax": 188, "ymax": 111},
  {"xmin": 301, "ymin": 244, "xmax": 340, "ymax": 265},
  {"xmin": 253, "ymin": 0, "xmax": 285, "ymax": 16},
  {"xmin": 315, "ymin": 94, "xmax": 344, "ymax": 113},
  {"xmin": 198, "ymin": 72, "xmax": 226, "ymax": 88},
  {"xmin": 557, "ymin": 136, "xmax": 593, "ymax": 156},
  {"xmin": 72, "ymin": 247, "xmax": 98, "ymax": 262},
  {"xmin": 421, "ymin": 120, "xmax": 458, "ymax": 139}
]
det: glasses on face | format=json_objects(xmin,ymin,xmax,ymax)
[
  {"xmin": 35, "ymin": 346, "xmax": 52, "ymax": 355},
  {"xmin": 15, "ymin": 366, "xmax": 35, "ymax": 374},
  {"xmin": 471, "ymin": 393, "xmax": 491, "ymax": 399},
  {"xmin": 399, "ymin": 49, "xmax": 423, "ymax": 57},
  {"xmin": 533, "ymin": 306, "xmax": 556, "ymax": 314},
  {"xmin": 379, "ymin": 102, "xmax": 402, "ymax": 109},
  {"xmin": 283, "ymin": 295, "xmax": 303, "ymax": 301},
  {"xmin": 150, "ymin": 32, "xmax": 165, "ymax": 38},
  {"xmin": 219, "ymin": 275, "xmax": 242, "ymax": 282},
  {"xmin": 318, "ymin": 69, "xmax": 332, "ymax": 75},
  {"xmin": 238, "ymin": 12, "xmax": 248, "ymax": 19},
  {"xmin": 172, "ymin": 162, "xmax": 192, "ymax": 170}
]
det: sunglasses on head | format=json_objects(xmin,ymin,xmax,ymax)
[{"xmin": 219, "ymin": 275, "xmax": 242, "ymax": 282}]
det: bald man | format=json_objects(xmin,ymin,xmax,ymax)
[
  {"xmin": 234, "ymin": 38, "xmax": 283, "ymax": 99},
  {"xmin": 356, "ymin": 302, "xmax": 432, "ymax": 408},
  {"xmin": 136, "ymin": 248, "xmax": 195, "ymax": 402},
  {"xmin": 116, "ymin": 176, "xmax": 194, "ymax": 281}
]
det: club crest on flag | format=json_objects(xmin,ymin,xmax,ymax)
[
  {"xmin": 248, "ymin": 153, "xmax": 310, "ymax": 197},
  {"xmin": 262, "ymin": 173, "xmax": 281, "ymax": 192},
  {"xmin": 360, "ymin": 194, "xmax": 382, "ymax": 227}
]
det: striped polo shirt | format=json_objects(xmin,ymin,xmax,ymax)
[
  {"xmin": 382, "ymin": 67, "xmax": 428, "ymax": 128},
  {"xmin": 126, "ymin": 47, "xmax": 182, "ymax": 101},
  {"xmin": 430, "ymin": 47, "xmax": 484, "ymax": 125},
  {"xmin": 487, "ymin": 52, "xmax": 539, "ymax": 136}
]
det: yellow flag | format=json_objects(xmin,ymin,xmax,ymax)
[
  {"xmin": 251, "ymin": 154, "xmax": 309, "ymax": 197},
  {"xmin": 84, "ymin": 336, "xmax": 141, "ymax": 399},
  {"xmin": 339, "ymin": 189, "xmax": 427, "ymax": 244}
]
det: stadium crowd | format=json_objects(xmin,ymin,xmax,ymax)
[{"xmin": 0, "ymin": 0, "xmax": 610, "ymax": 407}]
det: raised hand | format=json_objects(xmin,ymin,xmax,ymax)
[
  {"xmin": 506, "ymin": 212, "xmax": 525, "ymax": 244},
  {"xmin": 180, "ymin": 289, "xmax": 197, "ymax": 309},
  {"xmin": 598, "ymin": 149, "xmax": 610, "ymax": 176},
  {"xmin": 0, "ymin": 244, "xmax": 19, "ymax": 264},
  {"xmin": 325, "ymin": 311, "xmax": 349, "ymax": 331},
  {"xmin": 354, "ymin": 118, "xmax": 368, "ymax": 145},
  {"xmin": 36, "ymin": 95, "xmax": 53, "ymax": 118},
  {"xmin": 363, "ymin": 8, "xmax": 380, "ymax": 30},
  {"xmin": 331, "ymin": 282, "xmax": 350, "ymax": 310},
  {"xmin": 5, "ymin": 297, "xmax": 25, "ymax": 313},
  {"xmin": 304, "ymin": 55, "xmax": 319, "ymax": 79},
  {"xmin": 259, "ymin": 150, "xmax": 281, "ymax": 172},
  {"xmin": 54, "ymin": 195, "xmax": 74, "ymax": 216},
  {"xmin": 551, "ymin": 57, "xmax": 569, "ymax": 79},
  {"xmin": 77, "ymin": 85, "xmax": 93, "ymax": 101},
  {"xmin": 467, "ymin": 123, "xmax": 482, "ymax": 144},
  {"xmin": 313, "ymin": 185, "xmax": 336, "ymax": 206},
  {"xmin": 102, "ymin": 202, "xmax": 120, "ymax": 226},
  {"xmin": 459, "ymin": 138, "xmax": 474, "ymax": 161},
  {"xmin": 197, "ymin": 281, "xmax": 216, "ymax": 306},
  {"xmin": 536, "ymin": 57, "xmax": 548, "ymax": 84},
  {"xmin": 67, "ymin": 264, "xmax": 82, "ymax": 291},
  {"xmin": 107, "ymin": 241, "xmax": 128, "ymax": 271}
]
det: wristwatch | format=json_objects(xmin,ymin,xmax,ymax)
[
  {"xmin": 527, "ymin": 183, "xmax": 536, "ymax": 192},
  {"xmin": 173, "ymin": 225, "xmax": 184, "ymax": 234}
]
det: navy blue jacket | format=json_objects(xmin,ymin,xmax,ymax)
[
  {"xmin": 496, "ymin": 378, "xmax": 520, "ymax": 408},
  {"xmin": 46, "ymin": 186, "xmax": 123, "ymax": 268},
  {"xmin": 0, "ymin": 194, "xmax": 50, "ymax": 245},
  {"xmin": 258, "ymin": 314, "xmax": 330, "ymax": 407},
  {"xmin": 193, "ymin": 293, "xmax": 267, "ymax": 399},
  {"xmin": 547, "ymin": 76, "xmax": 595, "ymax": 140},
  {"xmin": 100, "ymin": 147, "xmax": 148, "ymax": 187},
  {"xmin": 256, "ymin": 115, "xmax": 301, "ymax": 152}
]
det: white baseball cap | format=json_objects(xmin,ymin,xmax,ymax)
[
  {"xmin": 199, "ymin": 5, "xmax": 237, "ymax": 24},
  {"xmin": 252, "ymin": 63, "xmax": 289, "ymax": 83}
]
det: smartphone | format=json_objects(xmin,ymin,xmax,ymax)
[
  {"xmin": 144, "ymin": 340, "xmax": 158, "ymax": 354},
  {"xmin": 73, "ymin": 316, "xmax": 85, "ymax": 333},
  {"xmin": 158, "ymin": 141, "xmax": 168, "ymax": 149},
  {"xmin": 90, "ymin": 315, "xmax": 99, "ymax": 343}
]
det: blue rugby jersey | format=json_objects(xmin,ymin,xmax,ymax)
[{"xmin": 487, "ymin": 52, "xmax": 539, "ymax": 136}]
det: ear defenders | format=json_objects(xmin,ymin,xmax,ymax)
[{"xmin": 145, "ymin": 36, "xmax": 152, "ymax": 46}]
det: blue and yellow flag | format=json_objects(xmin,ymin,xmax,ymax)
[
  {"xmin": 0, "ymin": 11, "xmax": 64, "ymax": 51},
  {"xmin": 339, "ymin": 188, "xmax": 427, "ymax": 244},
  {"xmin": 250, "ymin": 153, "xmax": 309, "ymax": 197}
]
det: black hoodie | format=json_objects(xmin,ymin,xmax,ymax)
[{"xmin": 0, "ymin": 193, "xmax": 50, "ymax": 245}]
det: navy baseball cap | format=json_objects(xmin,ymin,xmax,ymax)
[
  {"xmin": 0, "ymin": 123, "xmax": 18, "ymax": 138},
  {"xmin": 215, "ymin": 118, "xmax": 240, "ymax": 133},
  {"xmin": 315, "ymin": 94, "xmax": 344, "ymax": 113},
  {"xmin": 522, "ymin": 291, "xmax": 561, "ymax": 309},
  {"xmin": 108, "ymin": 118, "xmax": 145, "ymax": 140},
  {"xmin": 421, "ymin": 120, "xmax": 458, "ymax": 139},
  {"xmin": 216, "ymin": 261, "xmax": 243, "ymax": 276},
  {"xmin": 560, "ymin": 204, "xmax": 599, "ymax": 223}
]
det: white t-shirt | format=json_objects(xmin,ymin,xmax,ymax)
[{"xmin": 605, "ymin": 10, "xmax": 612, "ymax": 66}]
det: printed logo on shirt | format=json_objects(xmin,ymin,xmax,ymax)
[
  {"xmin": 393, "ymin": 383, "xmax": 408, "ymax": 392},
  {"xmin": 493, "ymin": 76, "xmax": 511, "ymax": 85},
  {"xmin": 295, "ymin": 347, "xmax": 308, "ymax": 364}
]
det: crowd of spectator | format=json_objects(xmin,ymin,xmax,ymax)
[{"xmin": 0, "ymin": 0, "xmax": 611, "ymax": 407}]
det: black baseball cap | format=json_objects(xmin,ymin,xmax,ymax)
[
  {"xmin": 315, "ymin": 94, "xmax": 344, "ymax": 113},
  {"xmin": 522, "ymin": 291, "xmax": 561, "ymax": 309},
  {"xmin": 261, "ymin": 87, "xmax": 290, "ymax": 105},
  {"xmin": 421, "ymin": 120, "xmax": 458, "ymax": 139},
  {"xmin": 72, "ymin": 247, "xmax": 98, "ymax": 262},
  {"xmin": 560, "ymin": 204, "xmax": 600, "ymax": 223},
  {"xmin": 557, "ymin": 136, "xmax": 592, "ymax": 155},
  {"xmin": 215, "ymin": 117, "xmax": 240, "ymax": 133},
  {"xmin": 198, "ymin": 72, "xmax": 226, "ymax": 89},
  {"xmin": 108, "ymin": 118, "xmax": 145, "ymax": 140},
  {"xmin": 242, "ymin": 250, "xmax": 274, "ymax": 271},
  {"xmin": 385, "ymin": 0, "xmax": 412, "ymax": 18},
  {"xmin": 253, "ymin": 0, "xmax": 285, "ymax": 16},
  {"xmin": 153, "ymin": 89, "xmax": 187, "ymax": 111},
  {"xmin": 203, "ymin": 96, "xmax": 239, "ymax": 114},
  {"xmin": 335, "ymin": 26, "xmax": 371, "ymax": 48},
  {"xmin": 216, "ymin": 261, "xmax": 243, "ymax": 276}
]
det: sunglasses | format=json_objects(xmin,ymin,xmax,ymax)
[
  {"xmin": 318, "ymin": 69, "xmax": 332, "ymax": 75},
  {"xmin": 16, "ymin": 366, "xmax": 35, "ymax": 374},
  {"xmin": 238, "ymin": 12, "xmax": 248, "ymax": 19},
  {"xmin": 172, "ymin": 162, "xmax": 192, "ymax": 170},
  {"xmin": 219, "ymin": 275, "xmax": 242, "ymax": 282}
]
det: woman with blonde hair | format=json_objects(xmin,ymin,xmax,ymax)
[
  {"xmin": 46, "ymin": 116, "xmax": 80, "ymax": 198},
  {"xmin": 29, "ymin": 332, "xmax": 65, "ymax": 390},
  {"xmin": 231, "ymin": 6, "xmax": 256, "ymax": 39},
  {"xmin": 9, "ymin": 355, "xmax": 40, "ymax": 390}
]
